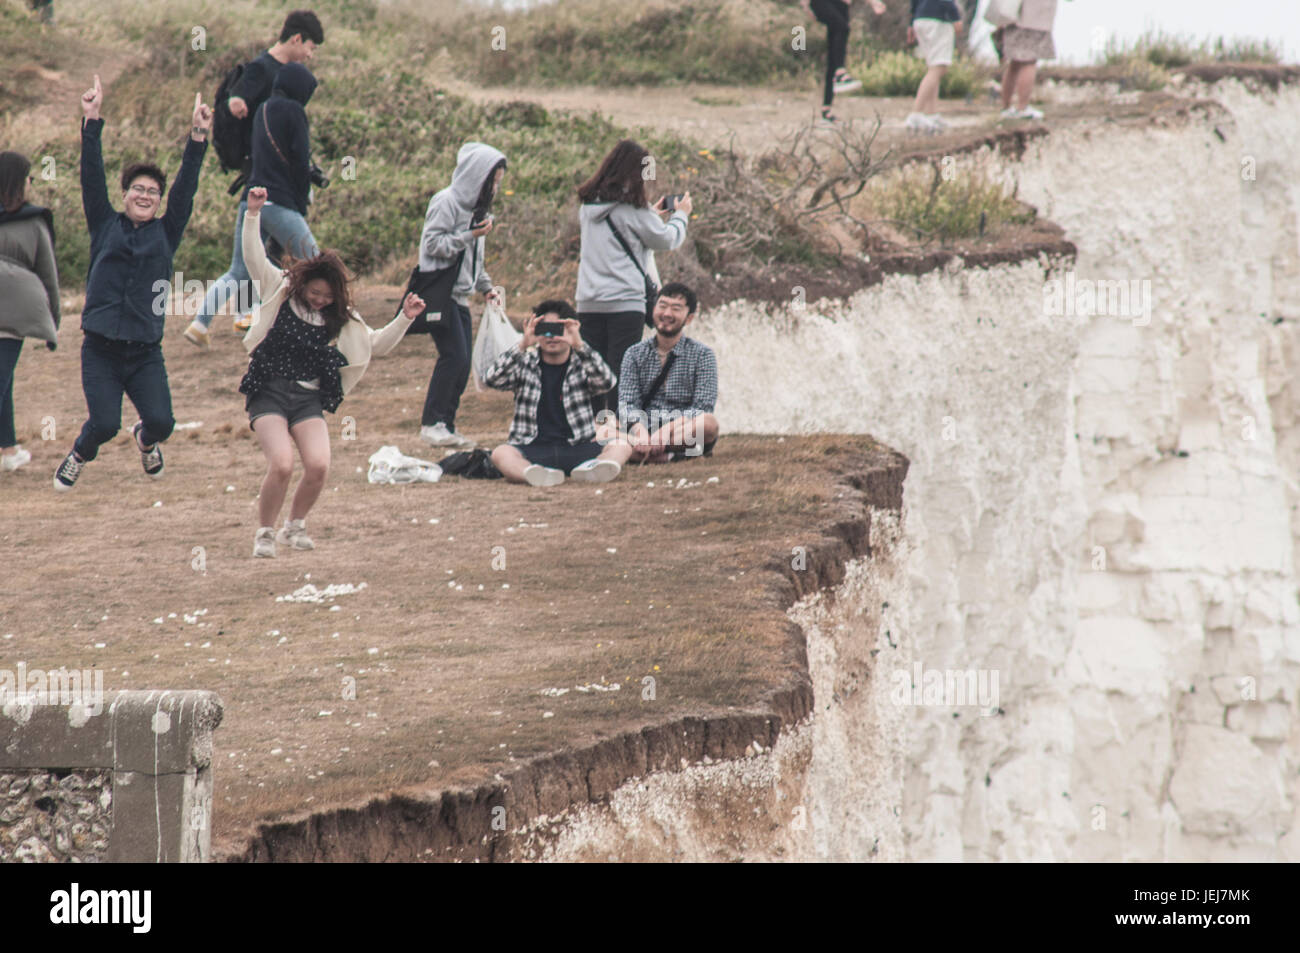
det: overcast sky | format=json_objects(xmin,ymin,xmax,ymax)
[{"xmin": 970, "ymin": 0, "xmax": 1299, "ymax": 64}]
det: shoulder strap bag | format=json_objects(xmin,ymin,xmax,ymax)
[{"xmin": 606, "ymin": 217, "xmax": 659, "ymax": 328}]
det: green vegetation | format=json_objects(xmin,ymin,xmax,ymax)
[
  {"xmin": 872, "ymin": 165, "xmax": 1033, "ymax": 243},
  {"xmin": 1103, "ymin": 29, "xmax": 1282, "ymax": 69},
  {"xmin": 845, "ymin": 50, "xmax": 980, "ymax": 99},
  {"xmin": 448, "ymin": 0, "xmax": 824, "ymax": 87}
]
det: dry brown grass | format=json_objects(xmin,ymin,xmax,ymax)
[{"xmin": 1, "ymin": 285, "xmax": 876, "ymax": 853}]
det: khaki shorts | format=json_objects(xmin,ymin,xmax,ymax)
[{"xmin": 914, "ymin": 19, "xmax": 956, "ymax": 67}]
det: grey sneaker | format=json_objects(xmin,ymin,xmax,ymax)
[
  {"xmin": 523, "ymin": 464, "xmax": 565, "ymax": 487},
  {"xmin": 253, "ymin": 527, "xmax": 276, "ymax": 558},
  {"xmin": 277, "ymin": 518, "xmax": 315, "ymax": 550},
  {"xmin": 132, "ymin": 422, "xmax": 164, "ymax": 479}
]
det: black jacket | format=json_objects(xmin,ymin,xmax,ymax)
[
  {"xmin": 79, "ymin": 118, "xmax": 206, "ymax": 344},
  {"xmin": 244, "ymin": 62, "xmax": 317, "ymax": 215}
]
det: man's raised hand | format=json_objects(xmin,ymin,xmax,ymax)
[
  {"xmin": 561, "ymin": 318, "xmax": 584, "ymax": 352},
  {"xmin": 81, "ymin": 74, "xmax": 103, "ymax": 120},
  {"xmin": 192, "ymin": 92, "xmax": 213, "ymax": 140},
  {"xmin": 519, "ymin": 314, "xmax": 541, "ymax": 351}
]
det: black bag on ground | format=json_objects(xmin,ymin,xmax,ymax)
[
  {"xmin": 438, "ymin": 448, "xmax": 502, "ymax": 479},
  {"xmin": 397, "ymin": 251, "xmax": 465, "ymax": 336},
  {"xmin": 606, "ymin": 219, "xmax": 658, "ymax": 327}
]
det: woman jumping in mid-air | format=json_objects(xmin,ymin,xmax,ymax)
[{"xmin": 239, "ymin": 185, "xmax": 425, "ymax": 557}]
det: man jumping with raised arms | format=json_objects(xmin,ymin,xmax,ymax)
[{"xmin": 53, "ymin": 76, "xmax": 211, "ymax": 491}]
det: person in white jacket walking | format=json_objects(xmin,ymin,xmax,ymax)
[
  {"xmin": 239, "ymin": 186, "xmax": 424, "ymax": 558},
  {"xmin": 416, "ymin": 141, "xmax": 506, "ymax": 449},
  {"xmin": 575, "ymin": 139, "xmax": 693, "ymax": 417}
]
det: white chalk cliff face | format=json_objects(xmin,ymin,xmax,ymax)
[{"xmin": 696, "ymin": 78, "xmax": 1300, "ymax": 861}]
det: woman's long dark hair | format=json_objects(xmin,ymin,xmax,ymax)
[
  {"xmin": 577, "ymin": 140, "xmax": 649, "ymax": 208},
  {"xmin": 472, "ymin": 158, "xmax": 507, "ymax": 223},
  {"xmin": 282, "ymin": 249, "xmax": 353, "ymax": 340},
  {"xmin": 0, "ymin": 152, "xmax": 31, "ymax": 213}
]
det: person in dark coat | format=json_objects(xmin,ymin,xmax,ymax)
[{"xmin": 242, "ymin": 63, "xmax": 322, "ymax": 268}]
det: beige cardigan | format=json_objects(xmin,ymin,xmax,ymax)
[
  {"xmin": 241, "ymin": 209, "xmax": 413, "ymax": 395},
  {"xmin": 1017, "ymin": 0, "xmax": 1058, "ymax": 32}
]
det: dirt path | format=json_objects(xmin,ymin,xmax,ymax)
[
  {"xmin": 0, "ymin": 38, "xmax": 136, "ymax": 155},
  {"xmin": 442, "ymin": 77, "xmax": 1186, "ymax": 160}
]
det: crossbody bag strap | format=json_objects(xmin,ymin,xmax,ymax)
[
  {"xmin": 261, "ymin": 103, "xmax": 291, "ymax": 169},
  {"xmin": 606, "ymin": 218, "xmax": 647, "ymax": 279},
  {"xmin": 641, "ymin": 351, "xmax": 676, "ymax": 406}
]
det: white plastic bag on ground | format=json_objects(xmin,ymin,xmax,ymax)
[
  {"xmin": 472, "ymin": 291, "xmax": 522, "ymax": 391},
  {"xmin": 367, "ymin": 445, "xmax": 442, "ymax": 484}
]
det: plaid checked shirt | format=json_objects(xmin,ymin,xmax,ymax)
[
  {"xmin": 482, "ymin": 343, "xmax": 615, "ymax": 445},
  {"xmin": 617, "ymin": 336, "xmax": 717, "ymax": 425}
]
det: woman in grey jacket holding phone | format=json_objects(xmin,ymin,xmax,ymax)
[{"xmin": 576, "ymin": 140, "xmax": 692, "ymax": 417}]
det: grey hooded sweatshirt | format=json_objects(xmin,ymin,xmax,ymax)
[
  {"xmin": 418, "ymin": 142, "xmax": 506, "ymax": 307},
  {"xmin": 576, "ymin": 202, "xmax": 687, "ymax": 314}
]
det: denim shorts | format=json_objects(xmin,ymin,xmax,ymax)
[
  {"xmin": 516, "ymin": 440, "xmax": 603, "ymax": 474},
  {"xmin": 246, "ymin": 377, "xmax": 325, "ymax": 430}
]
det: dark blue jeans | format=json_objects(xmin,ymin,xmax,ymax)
[
  {"xmin": 74, "ymin": 332, "xmax": 174, "ymax": 461},
  {"xmin": 422, "ymin": 302, "xmax": 473, "ymax": 429},
  {"xmin": 0, "ymin": 338, "xmax": 22, "ymax": 448}
]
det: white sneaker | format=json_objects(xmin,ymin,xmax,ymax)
[
  {"xmin": 420, "ymin": 423, "xmax": 475, "ymax": 448},
  {"xmin": 905, "ymin": 112, "xmax": 939, "ymax": 134},
  {"xmin": 569, "ymin": 458, "xmax": 621, "ymax": 484},
  {"xmin": 1019, "ymin": 105, "xmax": 1044, "ymax": 120},
  {"xmin": 1000, "ymin": 107, "xmax": 1022, "ymax": 120},
  {"xmin": 183, "ymin": 320, "xmax": 210, "ymax": 348},
  {"xmin": 832, "ymin": 73, "xmax": 863, "ymax": 95},
  {"xmin": 277, "ymin": 518, "xmax": 315, "ymax": 550},
  {"xmin": 522, "ymin": 464, "xmax": 565, "ymax": 487},
  {"xmin": 926, "ymin": 114, "xmax": 950, "ymax": 131},
  {"xmin": 1, "ymin": 447, "xmax": 31, "ymax": 472},
  {"xmin": 253, "ymin": 527, "xmax": 276, "ymax": 558}
]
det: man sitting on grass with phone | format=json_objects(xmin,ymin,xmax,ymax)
[
  {"xmin": 484, "ymin": 299, "xmax": 634, "ymax": 486},
  {"xmin": 615, "ymin": 282, "xmax": 720, "ymax": 462}
]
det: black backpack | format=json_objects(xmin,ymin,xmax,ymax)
[{"xmin": 212, "ymin": 63, "xmax": 252, "ymax": 179}]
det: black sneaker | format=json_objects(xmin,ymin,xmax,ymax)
[
  {"xmin": 53, "ymin": 451, "xmax": 85, "ymax": 492},
  {"xmin": 132, "ymin": 422, "xmax": 164, "ymax": 479}
]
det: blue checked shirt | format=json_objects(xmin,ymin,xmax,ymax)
[
  {"xmin": 482, "ymin": 343, "xmax": 615, "ymax": 445},
  {"xmin": 617, "ymin": 336, "xmax": 718, "ymax": 426}
]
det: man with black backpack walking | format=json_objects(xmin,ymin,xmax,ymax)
[{"xmin": 184, "ymin": 10, "xmax": 324, "ymax": 349}]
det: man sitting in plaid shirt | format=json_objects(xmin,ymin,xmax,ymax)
[
  {"xmin": 615, "ymin": 282, "xmax": 720, "ymax": 462},
  {"xmin": 484, "ymin": 299, "xmax": 634, "ymax": 486}
]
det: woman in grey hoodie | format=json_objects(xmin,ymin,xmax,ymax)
[
  {"xmin": 417, "ymin": 142, "xmax": 506, "ymax": 449},
  {"xmin": 0, "ymin": 152, "xmax": 60, "ymax": 473},
  {"xmin": 576, "ymin": 140, "xmax": 692, "ymax": 416}
]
